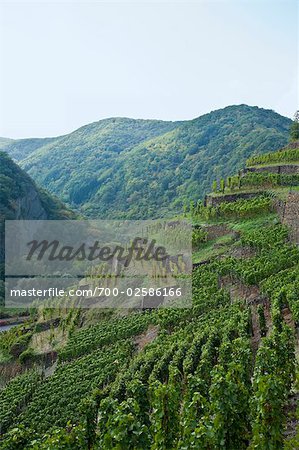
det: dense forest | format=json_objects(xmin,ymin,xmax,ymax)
[
  {"xmin": 0, "ymin": 152, "xmax": 74, "ymax": 223},
  {"xmin": 1, "ymin": 105, "xmax": 291, "ymax": 219}
]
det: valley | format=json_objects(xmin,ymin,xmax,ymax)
[{"xmin": 1, "ymin": 105, "xmax": 291, "ymax": 219}]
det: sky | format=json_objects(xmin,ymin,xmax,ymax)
[{"xmin": 0, "ymin": 0, "xmax": 297, "ymax": 139}]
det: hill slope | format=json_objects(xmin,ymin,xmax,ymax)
[
  {"xmin": 0, "ymin": 140, "xmax": 298, "ymax": 448},
  {"xmin": 0, "ymin": 152, "xmax": 76, "ymax": 304},
  {"xmin": 0, "ymin": 138, "xmax": 13, "ymax": 150},
  {"xmin": 0, "ymin": 152, "xmax": 74, "ymax": 222},
  {"xmin": 2, "ymin": 105, "xmax": 292, "ymax": 218},
  {"xmin": 1, "ymin": 137, "xmax": 59, "ymax": 161},
  {"xmin": 0, "ymin": 152, "xmax": 75, "ymax": 263}
]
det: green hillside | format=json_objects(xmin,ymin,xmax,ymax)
[
  {"xmin": 2, "ymin": 105, "xmax": 291, "ymax": 219},
  {"xmin": 0, "ymin": 140, "xmax": 298, "ymax": 449},
  {"xmin": 0, "ymin": 138, "xmax": 13, "ymax": 150},
  {"xmin": 0, "ymin": 152, "xmax": 76, "ymax": 306},
  {"xmin": 0, "ymin": 151, "xmax": 75, "ymax": 222},
  {"xmin": 202, "ymin": 141, "xmax": 299, "ymax": 208},
  {"xmin": 1, "ymin": 137, "xmax": 58, "ymax": 161}
]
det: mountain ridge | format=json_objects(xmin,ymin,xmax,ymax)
[{"xmin": 1, "ymin": 105, "xmax": 292, "ymax": 219}]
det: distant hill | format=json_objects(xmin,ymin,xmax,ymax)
[
  {"xmin": 0, "ymin": 137, "xmax": 13, "ymax": 150},
  {"xmin": 2, "ymin": 105, "xmax": 292, "ymax": 218},
  {"xmin": 1, "ymin": 137, "xmax": 58, "ymax": 161}
]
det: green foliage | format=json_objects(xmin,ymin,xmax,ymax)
[
  {"xmin": 0, "ymin": 370, "xmax": 41, "ymax": 434},
  {"xmin": 192, "ymin": 227, "xmax": 208, "ymax": 248},
  {"xmin": 18, "ymin": 341, "xmax": 134, "ymax": 435},
  {"xmin": 250, "ymin": 326, "xmax": 295, "ymax": 449},
  {"xmin": 197, "ymin": 196, "xmax": 273, "ymax": 221},
  {"xmin": 1, "ymin": 133, "xmax": 299, "ymax": 449},
  {"xmin": 2, "ymin": 105, "xmax": 290, "ymax": 219},
  {"xmin": 240, "ymin": 224, "xmax": 289, "ymax": 251},
  {"xmin": 0, "ymin": 327, "xmax": 32, "ymax": 360},
  {"xmin": 150, "ymin": 380, "xmax": 181, "ymax": 449},
  {"xmin": 1, "ymin": 423, "xmax": 88, "ymax": 450},
  {"xmin": 0, "ymin": 151, "xmax": 74, "ymax": 222},
  {"xmin": 218, "ymin": 245, "xmax": 299, "ymax": 285},
  {"xmin": 0, "ymin": 152, "xmax": 75, "ymax": 304},
  {"xmin": 218, "ymin": 196, "xmax": 273, "ymax": 219},
  {"xmin": 59, "ymin": 313, "xmax": 154, "ymax": 361},
  {"xmin": 209, "ymin": 362, "xmax": 251, "ymax": 449},
  {"xmin": 19, "ymin": 347, "xmax": 36, "ymax": 365},
  {"xmin": 261, "ymin": 265, "xmax": 299, "ymax": 326},
  {"xmin": 97, "ymin": 397, "xmax": 151, "ymax": 449},
  {"xmin": 247, "ymin": 146, "xmax": 299, "ymax": 167},
  {"xmin": 290, "ymin": 111, "xmax": 299, "ymax": 141},
  {"xmin": 220, "ymin": 178, "xmax": 225, "ymax": 193},
  {"xmin": 0, "ymin": 244, "xmax": 297, "ymax": 449},
  {"xmin": 240, "ymin": 172, "xmax": 299, "ymax": 188}
]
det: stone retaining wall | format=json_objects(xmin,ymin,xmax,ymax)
[
  {"xmin": 205, "ymin": 192, "xmax": 262, "ymax": 207},
  {"xmin": 243, "ymin": 165, "xmax": 299, "ymax": 175}
]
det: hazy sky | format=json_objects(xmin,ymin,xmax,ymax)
[{"xmin": 0, "ymin": 0, "xmax": 297, "ymax": 138}]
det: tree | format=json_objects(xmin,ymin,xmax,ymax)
[
  {"xmin": 183, "ymin": 203, "xmax": 188, "ymax": 217},
  {"xmin": 212, "ymin": 181, "xmax": 218, "ymax": 193},
  {"xmin": 196, "ymin": 200, "xmax": 203, "ymax": 215},
  {"xmin": 290, "ymin": 110, "xmax": 299, "ymax": 141},
  {"xmin": 190, "ymin": 200, "xmax": 195, "ymax": 216},
  {"xmin": 220, "ymin": 179, "xmax": 225, "ymax": 194}
]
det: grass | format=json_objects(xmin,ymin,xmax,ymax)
[
  {"xmin": 192, "ymin": 214, "xmax": 280, "ymax": 263},
  {"xmin": 229, "ymin": 214, "xmax": 279, "ymax": 234},
  {"xmin": 0, "ymin": 351, "xmax": 12, "ymax": 364},
  {"xmin": 192, "ymin": 234, "xmax": 235, "ymax": 264}
]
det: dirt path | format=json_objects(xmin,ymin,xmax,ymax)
[{"xmin": 134, "ymin": 325, "xmax": 159, "ymax": 352}]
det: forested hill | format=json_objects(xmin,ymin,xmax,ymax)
[
  {"xmin": 2, "ymin": 105, "xmax": 292, "ymax": 219},
  {"xmin": 0, "ymin": 152, "xmax": 75, "ymax": 223},
  {"xmin": 0, "ymin": 138, "xmax": 13, "ymax": 151}
]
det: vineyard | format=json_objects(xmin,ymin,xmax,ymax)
[
  {"xmin": 204, "ymin": 141, "xmax": 299, "ymax": 202},
  {"xmin": 247, "ymin": 144, "xmax": 299, "ymax": 167},
  {"xmin": 0, "ymin": 140, "xmax": 299, "ymax": 449},
  {"xmin": 240, "ymin": 172, "xmax": 299, "ymax": 188}
]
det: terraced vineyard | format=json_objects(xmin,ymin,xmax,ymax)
[{"xmin": 0, "ymin": 141, "xmax": 299, "ymax": 449}]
